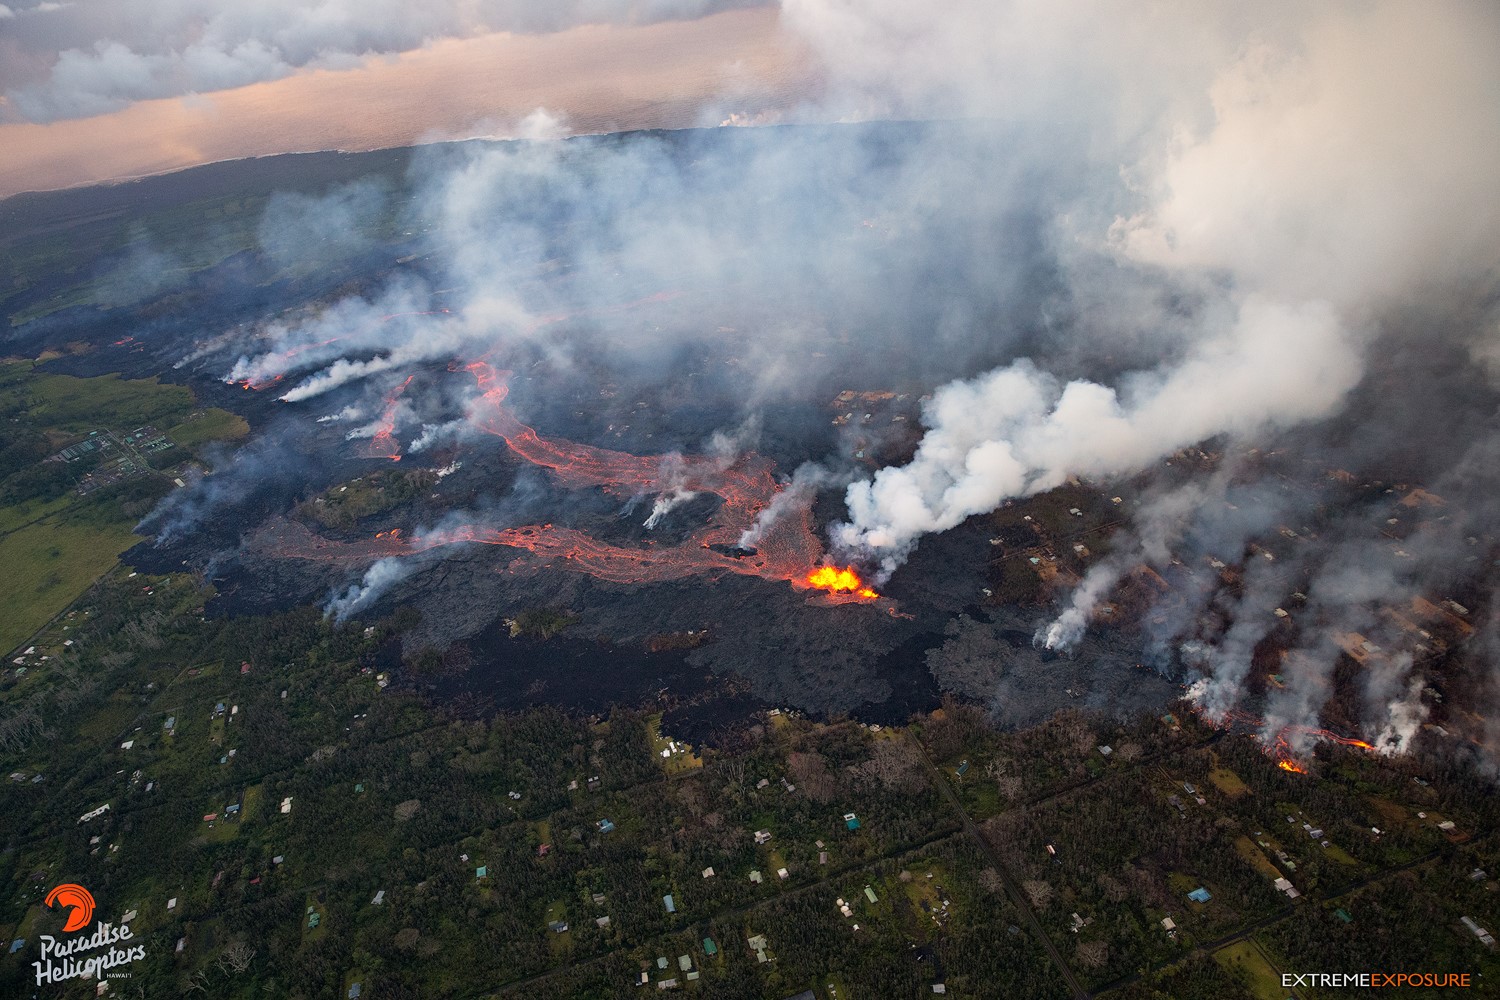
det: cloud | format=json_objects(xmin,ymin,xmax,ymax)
[{"xmin": 3, "ymin": 0, "xmax": 763, "ymax": 123}]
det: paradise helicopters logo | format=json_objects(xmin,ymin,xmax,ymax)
[{"xmin": 32, "ymin": 884, "xmax": 147, "ymax": 986}]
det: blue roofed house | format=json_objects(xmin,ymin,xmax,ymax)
[
  {"xmin": 844, "ymin": 813, "xmax": 861, "ymax": 831},
  {"xmin": 664, "ymin": 894, "xmax": 676, "ymax": 914},
  {"xmin": 1187, "ymin": 887, "xmax": 1212, "ymax": 903}
]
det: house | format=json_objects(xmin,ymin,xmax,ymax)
[
  {"xmin": 777, "ymin": 867, "xmax": 790, "ymax": 880},
  {"xmin": 702, "ymin": 867, "xmax": 715, "ymax": 878},
  {"xmin": 933, "ymin": 986, "xmax": 947, "ymax": 995},
  {"xmin": 1462, "ymin": 917, "xmax": 1496, "ymax": 947},
  {"xmin": 819, "ymin": 852, "xmax": 829, "ymax": 865},
  {"xmin": 748, "ymin": 934, "xmax": 769, "ymax": 963},
  {"xmin": 548, "ymin": 921, "xmax": 569, "ymax": 933},
  {"xmin": 1187, "ymin": 887, "xmax": 1211, "ymax": 903},
  {"xmin": 703, "ymin": 938, "xmax": 717, "ymax": 956},
  {"xmin": 371, "ymin": 891, "xmax": 385, "ymax": 905},
  {"xmin": 538, "ymin": 844, "xmax": 551, "ymax": 857},
  {"xmin": 754, "ymin": 829, "xmax": 773, "ymax": 845},
  {"xmin": 1098, "ymin": 745, "xmax": 1112, "ymax": 756},
  {"xmin": 864, "ymin": 886, "xmax": 878, "ymax": 903},
  {"xmin": 844, "ymin": 813, "xmax": 861, "ymax": 831},
  {"xmin": 657, "ymin": 957, "xmax": 669, "ymax": 969},
  {"xmin": 9, "ymin": 939, "xmax": 24, "ymax": 954},
  {"xmin": 1161, "ymin": 917, "xmax": 1176, "ymax": 931},
  {"xmin": 597, "ymin": 819, "xmax": 616, "ymax": 834},
  {"xmin": 677, "ymin": 955, "xmax": 692, "ymax": 972},
  {"xmin": 657, "ymin": 978, "xmax": 678, "ymax": 990},
  {"xmin": 347, "ymin": 984, "xmax": 361, "ymax": 999},
  {"xmin": 596, "ymin": 916, "xmax": 610, "ymax": 929},
  {"xmin": 955, "ymin": 760, "xmax": 969, "ymax": 777},
  {"xmin": 476, "ymin": 866, "xmax": 488, "ymax": 879},
  {"xmin": 749, "ymin": 870, "xmax": 763, "ymax": 883},
  {"xmin": 663, "ymin": 895, "xmax": 676, "ymax": 914}
]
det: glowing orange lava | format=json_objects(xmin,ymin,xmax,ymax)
[
  {"xmin": 804, "ymin": 565, "xmax": 879, "ymax": 600},
  {"xmin": 258, "ymin": 355, "xmax": 878, "ymax": 605},
  {"xmin": 362, "ymin": 374, "xmax": 415, "ymax": 461},
  {"xmin": 1189, "ymin": 704, "xmax": 1378, "ymax": 773}
]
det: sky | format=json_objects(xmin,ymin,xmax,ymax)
[{"xmin": 0, "ymin": 2, "xmax": 803, "ymax": 197}]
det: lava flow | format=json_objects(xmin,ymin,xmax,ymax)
[
  {"xmin": 360, "ymin": 374, "xmax": 415, "ymax": 461},
  {"xmin": 805, "ymin": 565, "xmax": 879, "ymax": 599},
  {"xmin": 261, "ymin": 359, "xmax": 882, "ymax": 603},
  {"xmin": 1191, "ymin": 705, "xmax": 1378, "ymax": 773}
]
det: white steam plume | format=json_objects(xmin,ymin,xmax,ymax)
[
  {"xmin": 837, "ymin": 299, "xmax": 1359, "ymax": 579},
  {"xmin": 326, "ymin": 557, "xmax": 418, "ymax": 621}
]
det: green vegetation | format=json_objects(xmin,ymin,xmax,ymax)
[
  {"xmin": 298, "ymin": 468, "xmax": 437, "ymax": 530},
  {"xmin": 0, "ymin": 515, "xmax": 139, "ymax": 654},
  {"xmin": 167, "ymin": 408, "xmax": 250, "ymax": 448},
  {"xmin": 1, "ymin": 557, "xmax": 1497, "ymax": 998},
  {"xmin": 0, "ymin": 361, "xmax": 247, "ymax": 655},
  {"xmin": 1212, "ymin": 940, "xmax": 1286, "ymax": 1000},
  {"xmin": 507, "ymin": 607, "xmax": 581, "ymax": 640}
]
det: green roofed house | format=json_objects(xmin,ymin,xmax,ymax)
[
  {"xmin": 1335, "ymin": 908, "xmax": 1353, "ymax": 923},
  {"xmin": 476, "ymin": 866, "xmax": 488, "ymax": 879},
  {"xmin": 844, "ymin": 813, "xmax": 861, "ymax": 831},
  {"xmin": 864, "ymin": 885, "xmax": 878, "ymax": 904},
  {"xmin": 703, "ymin": 938, "xmax": 717, "ymax": 956}
]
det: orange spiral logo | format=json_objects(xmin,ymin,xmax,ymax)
[{"xmin": 44, "ymin": 884, "xmax": 96, "ymax": 933}]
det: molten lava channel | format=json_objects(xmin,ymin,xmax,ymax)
[{"xmin": 264, "ymin": 360, "xmax": 882, "ymax": 603}]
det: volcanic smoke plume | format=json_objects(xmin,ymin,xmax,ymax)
[{"xmin": 151, "ymin": 1, "xmax": 1500, "ymax": 760}]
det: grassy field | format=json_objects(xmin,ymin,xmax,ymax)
[
  {"xmin": 0, "ymin": 515, "xmax": 138, "ymax": 653},
  {"xmin": 648, "ymin": 713, "xmax": 704, "ymax": 777},
  {"xmin": 1209, "ymin": 766, "xmax": 1252, "ymax": 798},
  {"xmin": 1214, "ymin": 939, "xmax": 1291, "ymax": 1000},
  {"xmin": 0, "ymin": 362, "xmax": 250, "ymax": 655},
  {"xmin": 1, "ymin": 361, "xmax": 196, "ymax": 433},
  {"xmin": 167, "ymin": 408, "xmax": 250, "ymax": 448},
  {"xmin": 1233, "ymin": 836, "xmax": 1284, "ymax": 881}
]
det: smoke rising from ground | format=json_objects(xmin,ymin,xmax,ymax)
[{"xmin": 143, "ymin": 1, "xmax": 1500, "ymax": 756}]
